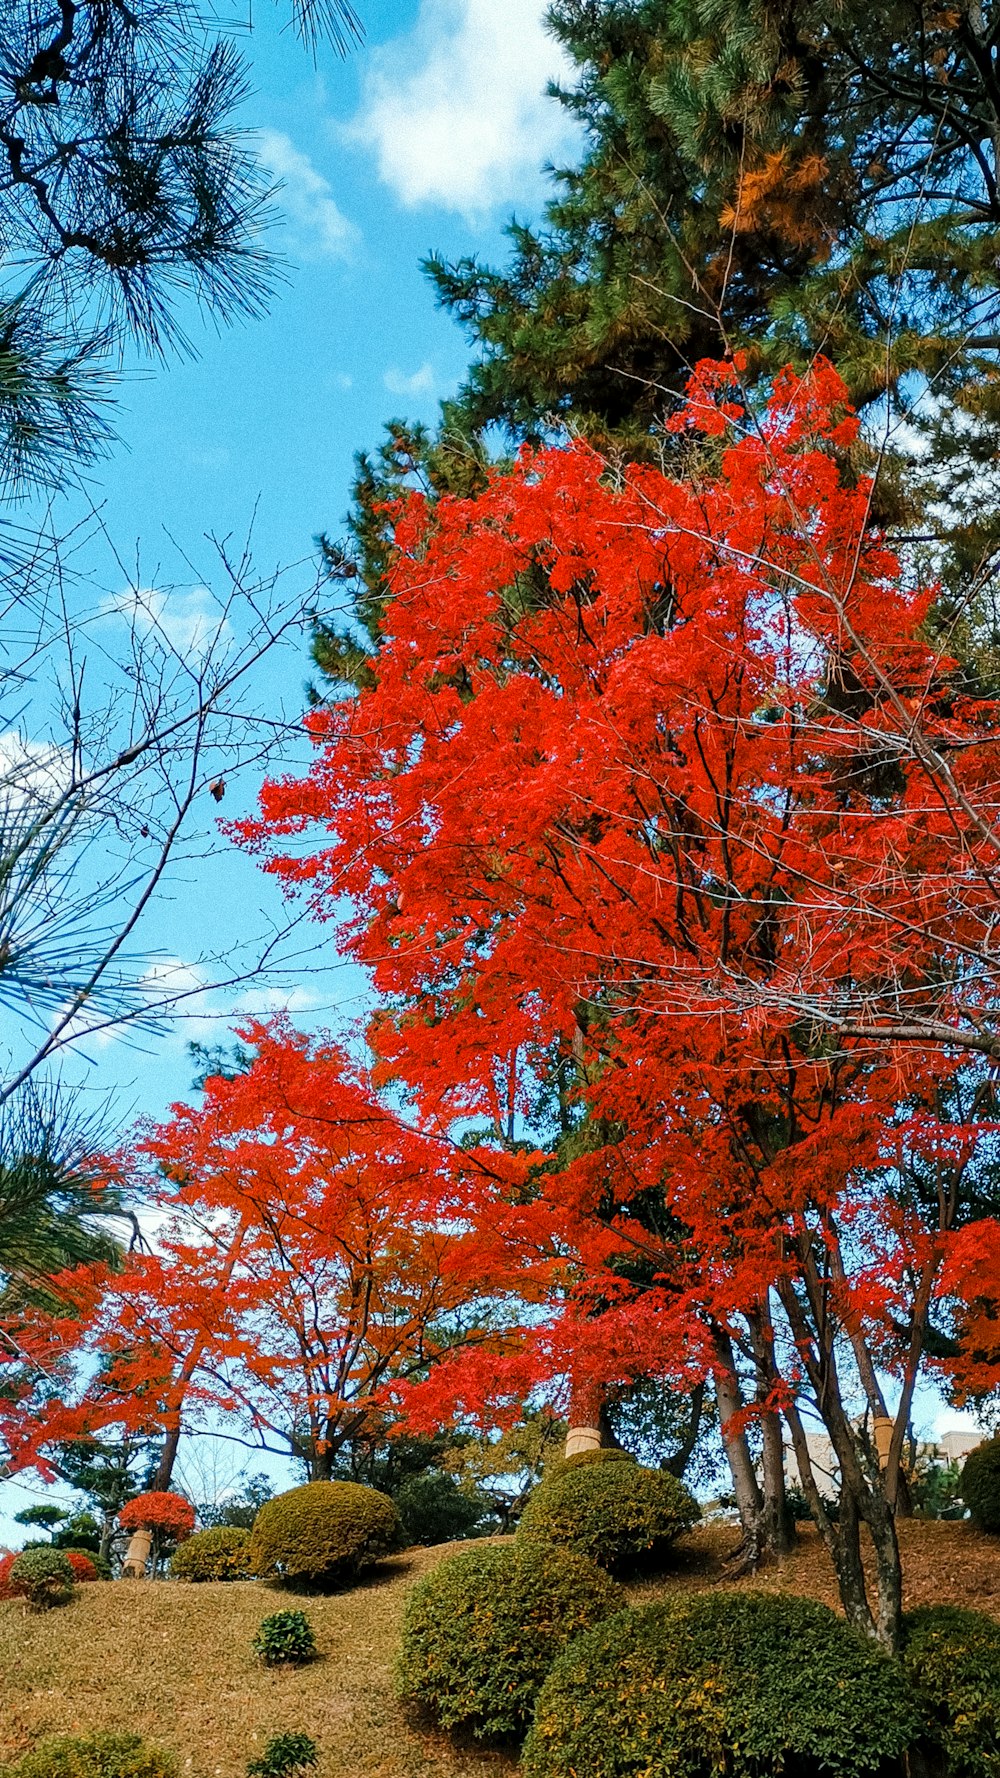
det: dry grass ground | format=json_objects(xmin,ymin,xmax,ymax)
[{"xmin": 1, "ymin": 1521, "xmax": 998, "ymax": 1778}]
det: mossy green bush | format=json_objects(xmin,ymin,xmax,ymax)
[
  {"xmin": 396, "ymin": 1539, "xmax": 624, "ymax": 1743},
  {"xmin": 903, "ymin": 1604, "xmax": 1000, "ymax": 1777},
  {"xmin": 517, "ymin": 1455, "xmax": 698, "ymax": 1574},
  {"xmin": 169, "ymin": 1525, "xmax": 252, "ymax": 1582},
  {"xmin": 9, "ymin": 1547, "xmax": 76, "ymax": 1608},
  {"xmin": 0, "ymin": 1733, "xmax": 175, "ymax": 1778},
  {"xmin": 252, "ymin": 1609, "xmax": 317, "ymax": 1666},
  {"xmin": 523, "ymin": 1591, "xmax": 920, "ymax": 1778},
  {"xmin": 544, "ymin": 1449, "xmax": 635, "ymax": 1483},
  {"xmin": 248, "ymin": 1480, "xmax": 400, "ymax": 1590},
  {"xmin": 961, "ymin": 1439, "xmax": 1000, "ymax": 1534}
]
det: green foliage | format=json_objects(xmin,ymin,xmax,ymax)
[
  {"xmin": 524, "ymin": 1590, "xmax": 921, "ymax": 1778},
  {"xmin": 545, "ymin": 1448, "xmax": 634, "ymax": 1481},
  {"xmin": 394, "ymin": 1470, "xmax": 487, "ymax": 1546},
  {"xmin": 52, "ymin": 1511, "xmax": 102, "ymax": 1553},
  {"xmin": 0, "ymin": 1733, "xmax": 174, "ymax": 1778},
  {"xmin": 252, "ymin": 1610, "xmax": 318, "ymax": 1667},
  {"xmin": 396, "ymin": 1539, "xmax": 624, "ymax": 1743},
  {"xmin": 962, "ymin": 1441, "xmax": 1000, "ymax": 1533},
  {"xmin": 246, "ymin": 1734, "xmax": 318, "ymax": 1778},
  {"xmin": 903, "ymin": 1605, "xmax": 1000, "ymax": 1778},
  {"xmin": 517, "ymin": 1455, "xmax": 698, "ymax": 1574},
  {"xmin": 169, "ymin": 1526, "xmax": 253, "ymax": 1582},
  {"xmin": 248, "ymin": 1481, "xmax": 401, "ymax": 1590},
  {"xmin": 910, "ymin": 1458, "xmax": 966, "ymax": 1521},
  {"xmin": 9, "ymin": 1546, "xmax": 75, "ymax": 1608},
  {"xmin": 13, "ymin": 1504, "xmax": 67, "ymax": 1537}
]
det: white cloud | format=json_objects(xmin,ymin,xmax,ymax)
[
  {"xmin": 0, "ymin": 732, "xmax": 72, "ymax": 816},
  {"xmin": 349, "ymin": 0, "xmax": 577, "ymax": 218},
  {"xmin": 104, "ymin": 585, "xmax": 231, "ymax": 662},
  {"xmin": 257, "ymin": 129, "xmax": 358, "ymax": 260},
  {"xmin": 383, "ymin": 362, "xmax": 436, "ymax": 399}
]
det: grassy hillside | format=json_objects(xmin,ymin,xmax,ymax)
[{"xmin": 1, "ymin": 1522, "xmax": 998, "ymax": 1778}]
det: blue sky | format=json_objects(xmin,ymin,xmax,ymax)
[
  {"xmin": 27, "ymin": 0, "xmax": 580, "ymax": 1129},
  {"xmin": 0, "ymin": 0, "xmax": 583, "ymax": 1535}
]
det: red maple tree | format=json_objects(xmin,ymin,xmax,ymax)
[{"xmin": 239, "ymin": 359, "xmax": 1000, "ymax": 1646}]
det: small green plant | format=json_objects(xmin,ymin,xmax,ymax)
[
  {"xmin": 9, "ymin": 1546, "xmax": 76, "ymax": 1608},
  {"xmin": 0, "ymin": 1731, "xmax": 175, "ymax": 1778},
  {"xmin": 252, "ymin": 1609, "xmax": 318, "ymax": 1667},
  {"xmin": 246, "ymin": 1734, "xmax": 318, "ymax": 1778}
]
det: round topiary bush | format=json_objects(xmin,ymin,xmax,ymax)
[
  {"xmin": 62, "ymin": 1551, "xmax": 98, "ymax": 1583},
  {"xmin": 546, "ymin": 1449, "xmax": 635, "ymax": 1481},
  {"xmin": 961, "ymin": 1439, "xmax": 1000, "ymax": 1533},
  {"xmin": 396, "ymin": 1539, "xmax": 625, "ymax": 1743},
  {"xmin": 64, "ymin": 1548, "xmax": 112, "ymax": 1580},
  {"xmin": 903, "ymin": 1604, "xmax": 1000, "ymax": 1777},
  {"xmin": 248, "ymin": 1480, "xmax": 401, "ymax": 1590},
  {"xmin": 517, "ymin": 1456, "xmax": 698, "ymax": 1574},
  {"xmin": 9, "ymin": 1547, "xmax": 76, "ymax": 1608},
  {"xmin": 169, "ymin": 1525, "xmax": 253, "ymax": 1582},
  {"xmin": 118, "ymin": 1491, "xmax": 195, "ymax": 1542},
  {"xmin": 523, "ymin": 1590, "xmax": 921, "ymax": 1778},
  {"xmin": 0, "ymin": 1731, "xmax": 176, "ymax": 1778}
]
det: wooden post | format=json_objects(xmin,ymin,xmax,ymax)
[{"xmin": 121, "ymin": 1527, "xmax": 152, "ymax": 1578}]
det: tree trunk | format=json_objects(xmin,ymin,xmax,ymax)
[
  {"xmin": 712, "ymin": 1326, "xmax": 768, "ymax": 1567},
  {"xmin": 748, "ymin": 1306, "xmax": 795, "ymax": 1556},
  {"xmin": 565, "ymin": 1376, "xmax": 606, "ymax": 1459},
  {"xmin": 121, "ymin": 1526, "xmax": 152, "ymax": 1579}
]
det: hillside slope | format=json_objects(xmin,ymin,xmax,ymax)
[{"xmin": 1, "ymin": 1522, "xmax": 998, "ymax": 1778}]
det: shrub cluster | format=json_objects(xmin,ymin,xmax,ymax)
[
  {"xmin": 169, "ymin": 1526, "xmax": 253, "ymax": 1582},
  {"xmin": 249, "ymin": 1481, "xmax": 400, "ymax": 1590},
  {"xmin": 517, "ymin": 1454, "xmax": 698, "ymax": 1574},
  {"xmin": 0, "ymin": 1732, "xmax": 175, "ymax": 1778},
  {"xmin": 961, "ymin": 1439, "xmax": 1000, "ymax": 1534},
  {"xmin": 397, "ymin": 1539, "xmax": 624, "ymax": 1742},
  {"xmin": 252, "ymin": 1609, "xmax": 318, "ymax": 1667},
  {"xmin": 523, "ymin": 1590, "xmax": 920, "ymax": 1778},
  {"xmin": 64, "ymin": 1548, "xmax": 111, "ymax": 1580},
  {"xmin": 903, "ymin": 1604, "xmax": 1000, "ymax": 1777},
  {"xmin": 9, "ymin": 1547, "xmax": 76, "ymax": 1608}
]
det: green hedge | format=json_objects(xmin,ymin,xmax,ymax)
[
  {"xmin": 0, "ymin": 1733, "xmax": 175, "ymax": 1778},
  {"xmin": 397, "ymin": 1539, "xmax": 624, "ymax": 1742},
  {"xmin": 248, "ymin": 1480, "xmax": 400, "ymax": 1590},
  {"xmin": 517, "ymin": 1455, "xmax": 698, "ymax": 1574},
  {"xmin": 169, "ymin": 1526, "xmax": 252, "ymax": 1582},
  {"xmin": 523, "ymin": 1590, "xmax": 920, "ymax": 1778},
  {"xmin": 903, "ymin": 1604, "xmax": 1000, "ymax": 1777},
  {"xmin": 962, "ymin": 1440, "xmax": 1000, "ymax": 1534}
]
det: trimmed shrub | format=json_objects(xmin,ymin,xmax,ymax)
[
  {"xmin": 0, "ymin": 1732, "xmax": 175, "ymax": 1778},
  {"xmin": 524, "ymin": 1590, "xmax": 920, "ymax": 1778},
  {"xmin": 252, "ymin": 1609, "xmax": 318, "ymax": 1667},
  {"xmin": 517, "ymin": 1456, "xmax": 698, "ymax": 1574},
  {"xmin": 169, "ymin": 1525, "xmax": 252, "ymax": 1582},
  {"xmin": 397, "ymin": 1539, "xmax": 624, "ymax": 1743},
  {"xmin": 961, "ymin": 1439, "xmax": 1000, "ymax": 1534},
  {"xmin": 65, "ymin": 1548, "xmax": 112, "ymax": 1580},
  {"xmin": 545, "ymin": 1449, "xmax": 635, "ymax": 1482},
  {"xmin": 903, "ymin": 1604, "xmax": 1000, "ymax": 1777},
  {"xmin": 63, "ymin": 1551, "xmax": 99, "ymax": 1582},
  {"xmin": 118, "ymin": 1492, "xmax": 195, "ymax": 1541},
  {"xmin": 248, "ymin": 1480, "xmax": 400, "ymax": 1590},
  {"xmin": 9, "ymin": 1547, "xmax": 76, "ymax": 1608},
  {"xmin": 246, "ymin": 1734, "xmax": 317, "ymax": 1778}
]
